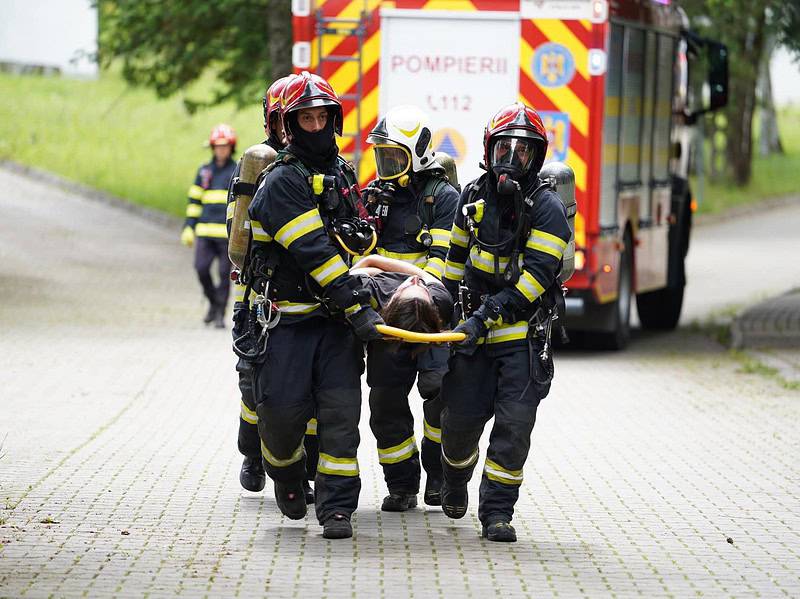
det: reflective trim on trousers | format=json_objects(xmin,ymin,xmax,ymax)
[
  {"xmin": 377, "ymin": 436, "xmax": 418, "ymax": 465},
  {"xmin": 317, "ymin": 453, "xmax": 359, "ymax": 477},
  {"xmin": 483, "ymin": 458, "xmax": 523, "ymax": 486},
  {"xmin": 261, "ymin": 439, "xmax": 304, "ymax": 468},
  {"xmin": 240, "ymin": 400, "xmax": 257, "ymax": 425},
  {"xmin": 442, "ymin": 448, "xmax": 478, "ymax": 469},
  {"xmin": 423, "ymin": 420, "xmax": 441, "ymax": 444}
]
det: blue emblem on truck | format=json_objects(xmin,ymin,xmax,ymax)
[{"xmin": 532, "ymin": 43, "xmax": 575, "ymax": 88}]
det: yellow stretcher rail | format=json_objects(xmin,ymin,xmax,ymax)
[{"xmin": 376, "ymin": 324, "xmax": 466, "ymax": 344}]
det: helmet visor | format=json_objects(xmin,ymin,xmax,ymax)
[
  {"xmin": 374, "ymin": 144, "xmax": 411, "ymax": 180},
  {"xmin": 490, "ymin": 136, "xmax": 536, "ymax": 173}
]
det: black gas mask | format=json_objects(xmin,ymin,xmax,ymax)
[{"xmin": 490, "ymin": 136, "xmax": 536, "ymax": 194}]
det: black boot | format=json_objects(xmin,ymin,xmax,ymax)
[
  {"xmin": 203, "ymin": 302, "xmax": 217, "ymax": 324},
  {"xmin": 424, "ymin": 476, "xmax": 442, "ymax": 506},
  {"xmin": 303, "ymin": 479, "xmax": 315, "ymax": 505},
  {"xmin": 482, "ymin": 517, "xmax": 517, "ymax": 542},
  {"xmin": 441, "ymin": 481, "xmax": 468, "ymax": 519},
  {"xmin": 239, "ymin": 456, "xmax": 266, "ymax": 492},
  {"xmin": 213, "ymin": 304, "xmax": 225, "ymax": 329},
  {"xmin": 322, "ymin": 513, "xmax": 352, "ymax": 539},
  {"xmin": 274, "ymin": 481, "xmax": 307, "ymax": 520},
  {"xmin": 381, "ymin": 493, "xmax": 418, "ymax": 512}
]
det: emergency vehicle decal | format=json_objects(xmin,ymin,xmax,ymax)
[
  {"xmin": 532, "ymin": 42, "xmax": 575, "ymax": 88},
  {"xmin": 519, "ymin": 16, "xmax": 595, "ymax": 241},
  {"xmin": 432, "ymin": 127, "xmax": 467, "ymax": 165},
  {"xmin": 539, "ymin": 111, "xmax": 570, "ymax": 163}
]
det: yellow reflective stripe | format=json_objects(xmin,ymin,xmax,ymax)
[
  {"xmin": 275, "ymin": 209, "xmax": 324, "ymax": 248},
  {"xmin": 376, "ymin": 247, "xmax": 427, "ymax": 266},
  {"xmin": 188, "ymin": 184, "xmax": 204, "ymax": 200},
  {"xmin": 226, "ymin": 201, "xmax": 235, "ymax": 220},
  {"xmin": 240, "ymin": 401, "xmax": 257, "ymax": 425},
  {"xmin": 344, "ymin": 303, "xmax": 362, "ymax": 316},
  {"xmin": 195, "ymin": 222, "xmax": 228, "ymax": 238},
  {"xmin": 317, "ymin": 453, "xmax": 359, "ymax": 477},
  {"xmin": 423, "ymin": 420, "xmax": 441, "ymax": 444},
  {"xmin": 377, "ymin": 436, "xmax": 418, "ymax": 465},
  {"xmin": 276, "ymin": 301, "xmax": 320, "ymax": 315},
  {"xmin": 484, "ymin": 458, "xmax": 523, "ymax": 485},
  {"xmin": 469, "ymin": 246, "xmax": 511, "ymax": 274},
  {"xmin": 233, "ymin": 283, "xmax": 248, "ymax": 303},
  {"xmin": 310, "ymin": 254, "xmax": 349, "ymax": 287},
  {"xmin": 186, "ymin": 203, "xmax": 203, "ymax": 218},
  {"xmin": 261, "ymin": 439, "xmax": 304, "ymax": 468},
  {"xmin": 444, "ymin": 259, "xmax": 465, "ymax": 281},
  {"xmin": 442, "ymin": 448, "xmax": 478, "ymax": 469},
  {"xmin": 486, "ymin": 321, "xmax": 529, "ymax": 344},
  {"xmin": 526, "ymin": 229, "xmax": 567, "ymax": 260},
  {"xmin": 424, "ymin": 257, "xmax": 445, "ymax": 279},
  {"xmin": 430, "ymin": 228, "xmax": 451, "ymax": 249},
  {"xmin": 201, "ymin": 189, "xmax": 228, "ymax": 204},
  {"xmin": 250, "ymin": 219, "xmax": 272, "ymax": 242},
  {"xmin": 515, "ymin": 271, "xmax": 545, "ymax": 302},
  {"xmin": 449, "ymin": 224, "xmax": 469, "ymax": 248},
  {"xmin": 305, "ymin": 418, "xmax": 317, "ymax": 436}
]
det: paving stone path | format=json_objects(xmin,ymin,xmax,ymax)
[{"xmin": 1, "ymin": 169, "xmax": 799, "ymax": 597}]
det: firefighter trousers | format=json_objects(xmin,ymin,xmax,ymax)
[
  {"xmin": 194, "ymin": 236, "xmax": 231, "ymax": 309},
  {"xmin": 253, "ymin": 317, "xmax": 364, "ymax": 523},
  {"xmin": 235, "ymin": 357, "xmax": 318, "ymax": 478},
  {"xmin": 366, "ymin": 341, "xmax": 447, "ymax": 495},
  {"xmin": 440, "ymin": 341, "xmax": 551, "ymax": 525}
]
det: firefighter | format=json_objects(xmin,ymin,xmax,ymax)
[
  {"xmin": 182, "ymin": 124, "xmax": 237, "ymax": 328},
  {"xmin": 226, "ymin": 75, "xmax": 318, "ymax": 502},
  {"xmin": 439, "ymin": 103, "xmax": 571, "ymax": 542},
  {"xmin": 246, "ymin": 71, "xmax": 382, "ymax": 539},
  {"xmin": 361, "ymin": 105, "xmax": 459, "ymax": 512}
]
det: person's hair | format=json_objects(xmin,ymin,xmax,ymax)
[{"xmin": 380, "ymin": 295, "xmax": 443, "ymax": 355}]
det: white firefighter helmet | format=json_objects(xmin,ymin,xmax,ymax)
[{"xmin": 367, "ymin": 105, "xmax": 439, "ymax": 185}]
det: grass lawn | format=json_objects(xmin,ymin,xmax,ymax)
[
  {"xmin": 1, "ymin": 70, "xmax": 798, "ymax": 217},
  {"xmin": 0, "ymin": 70, "xmax": 264, "ymax": 217},
  {"xmin": 694, "ymin": 106, "xmax": 800, "ymax": 214}
]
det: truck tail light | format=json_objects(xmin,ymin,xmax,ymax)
[{"xmin": 575, "ymin": 250, "xmax": 586, "ymax": 271}]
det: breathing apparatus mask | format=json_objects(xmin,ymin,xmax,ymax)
[
  {"xmin": 490, "ymin": 135, "xmax": 536, "ymax": 195},
  {"xmin": 330, "ymin": 217, "xmax": 377, "ymax": 256},
  {"xmin": 373, "ymin": 144, "xmax": 412, "ymax": 187}
]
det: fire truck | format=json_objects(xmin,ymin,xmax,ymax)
[{"xmin": 291, "ymin": 0, "xmax": 727, "ymax": 348}]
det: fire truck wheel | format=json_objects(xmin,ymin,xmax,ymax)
[
  {"xmin": 596, "ymin": 230, "xmax": 632, "ymax": 350},
  {"xmin": 636, "ymin": 284, "xmax": 685, "ymax": 330}
]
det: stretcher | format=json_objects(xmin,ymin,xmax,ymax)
[{"xmin": 376, "ymin": 324, "xmax": 466, "ymax": 344}]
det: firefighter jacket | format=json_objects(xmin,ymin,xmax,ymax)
[
  {"xmin": 185, "ymin": 158, "xmax": 236, "ymax": 239},
  {"xmin": 443, "ymin": 176, "xmax": 571, "ymax": 350},
  {"xmin": 247, "ymin": 153, "xmax": 366, "ymax": 324},
  {"xmin": 368, "ymin": 173, "xmax": 459, "ymax": 280}
]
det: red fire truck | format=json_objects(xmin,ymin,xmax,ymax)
[{"xmin": 291, "ymin": 0, "xmax": 727, "ymax": 348}]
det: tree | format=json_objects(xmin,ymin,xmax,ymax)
[
  {"xmin": 683, "ymin": 0, "xmax": 799, "ymax": 185},
  {"xmin": 96, "ymin": 0, "xmax": 293, "ymax": 112}
]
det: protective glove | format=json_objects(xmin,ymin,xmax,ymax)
[
  {"xmin": 347, "ymin": 305, "xmax": 385, "ymax": 342},
  {"xmin": 452, "ymin": 315, "xmax": 488, "ymax": 356},
  {"xmin": 181, "ymin": 226, "xmax": 195, "ymax": 247}
]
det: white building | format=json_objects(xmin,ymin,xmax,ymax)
[{"xmin": 0, "ymin": 0, "xmax": 97, "ymax": 77}]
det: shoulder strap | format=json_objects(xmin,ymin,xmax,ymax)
[{"xmin": 419, "ymin": 175, "xmax": 448, "ymax": 227}]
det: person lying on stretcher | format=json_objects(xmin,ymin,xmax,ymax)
[{"xmin": 350, "ymin": 255, "xmax": 453, "ymax": 339}]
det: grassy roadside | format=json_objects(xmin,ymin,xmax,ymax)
[
  {"xmin": 0, "ymin": 71, "xmax": 264, "ymax": 217},
  {"xmin": 693, "ymin": 106, "xmax": 800, "ymax": 214},
  {"xmin": 1, "ymin": 70, "xmax": 798, "ymax": 217}
]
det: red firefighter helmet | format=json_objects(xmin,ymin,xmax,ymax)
[
  {"xmin": 208, "ymin": 123, "xmax": 237, "ymax": 149},
  {"xmin": 263, "ymin": 74, "xmax": 296, "ymax": 132},
  {"xmin": 279, "ymin": 71, "xmax": 343, "ymax": 139},
  {"xmin": 483, "ymin": 103, "xmax": 548, "ymax": 177}
]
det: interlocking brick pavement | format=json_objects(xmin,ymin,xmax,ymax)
[{"xmin": 2, "ymin": 168, "xmax": 799, "ymax": 597}]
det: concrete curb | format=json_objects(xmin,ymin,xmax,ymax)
[
  {"xmin": 695, "ymin": 194, "xmax": 800, "ymax": 227},
  {"xmin": 0, "ymin": 159, "xmax": 182, "ymax": 231},
  {"xmin": 731, "ymin": 289, "xmax": 800, "ymax": 349}
]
